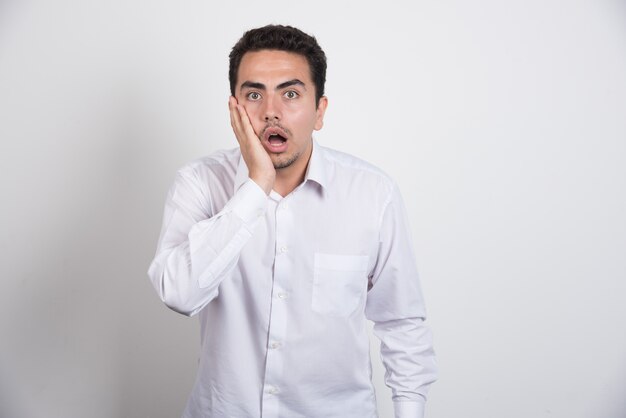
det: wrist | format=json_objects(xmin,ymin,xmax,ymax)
[{"xmin": 249, "ymin": 173, "xmax": 275, "ymax": 195}]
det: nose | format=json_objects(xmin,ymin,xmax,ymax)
[{"xmin": 263, "ymin": 94, "xmax": 281, "ymax": 122}]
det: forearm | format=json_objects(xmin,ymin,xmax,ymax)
[{"xmin": 373, "ymin": 316, "xmax": 437, "ymax": 416}]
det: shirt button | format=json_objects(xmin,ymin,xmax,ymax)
[
  {"xmin": 279, "ymin": 246, "xmax": 288, "ymax": 253},
  {"xmin": 267, "ymin": 386, "xmax": 279, "ymax": 395},
  {"xmin": 277, "ymin": 292, "xmax": 288, "ymax": 299},
  {"xmin": 270, "ymin": 341, "xmax": 282, "ymax": 349}
]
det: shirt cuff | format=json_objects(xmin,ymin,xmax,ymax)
[
  {"xmin": 223, "ymin": 178, "xmax": 268, "ymax": 225},
  {"xmin": 393, "ymin": 400, "xmax": 425, "ymax": 418}
]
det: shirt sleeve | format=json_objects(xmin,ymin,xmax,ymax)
[
  {"xmin": 147, "ymin": 167, "xmax": 267, "ymax": 317},
  {"xmin": 364, "ymin": 182, "xmax": 438, "ymax": 418}
]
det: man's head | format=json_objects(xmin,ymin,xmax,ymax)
[
  {"xmin": 229, "ymin": 25, "xmax": 327, "ymax": 108},
  {"xmin": 229, "ymin": 25, "xmax": 328, "ymax": 173}
]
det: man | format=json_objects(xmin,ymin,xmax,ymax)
[{"xmin": 148, "ymin": 24, "xmax": 437, "ymax": 418}]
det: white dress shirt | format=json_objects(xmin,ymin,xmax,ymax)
[{"xmin": 148, "ymin": 139, "xmax": 437, "ymax": 418}]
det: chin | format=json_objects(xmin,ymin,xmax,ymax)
[{"xmin": 273, "ymin": 153, "xmax": 299, "ymax": 170}]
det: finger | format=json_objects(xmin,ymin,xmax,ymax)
[
  {"xmin": 228, "ymin": 98, "xmax": 236, "ymax": 130},
  {"xmin": 229, "ymin": 97, "xmax": 240, "ymax": 130},
  {"xmin": 236, "ymin": 104, "xmax": 259, "ymax": 141},
  {"xmin": 229, "ymin": 98, "xmax": 244, "ymax": 144}
]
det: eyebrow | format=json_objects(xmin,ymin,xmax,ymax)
[
  {"xmin": 277, "ymin": 79, "xmax": 306, "ymax": 90},
  {"xmin": 240, "ymin": 79, "xmax": 306, "ymax": 91}
]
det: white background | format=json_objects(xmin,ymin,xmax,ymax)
[{"xmin": 1, "ymin": 1, "xmax": 625, "ymax": 417}]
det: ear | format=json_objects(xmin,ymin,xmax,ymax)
[{"xmin": 314, "ymin": 96, "xmax": 328, "ymax": 131}]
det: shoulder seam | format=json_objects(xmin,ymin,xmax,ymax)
[{"xmin": 321, "ymin": 149, "xmax": 394, "ymax": 184}]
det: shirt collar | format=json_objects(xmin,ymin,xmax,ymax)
[
  {"xmin": 304, "ymin": 138, "xmax": 328, "ymax": 189},
  {"xmin": 233, "ymin": 138, "xmax": 328, "ymax": 194}
]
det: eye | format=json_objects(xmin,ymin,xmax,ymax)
[
  {"xmin": 284, "ymin": 90, "xmax": 299, "ymax": 99},
  {"xmin": 247, "ymin": 92, "xmax": 262, "ymax": 101}
]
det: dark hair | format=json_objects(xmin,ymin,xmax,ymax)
[{"xmin": 229, "ymin": 24, "xmax": 327, "ymax": 106}]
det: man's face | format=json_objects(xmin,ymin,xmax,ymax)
[{"xmin": 235, "ymin": 49, "xmax": 327, "ymax": 171}]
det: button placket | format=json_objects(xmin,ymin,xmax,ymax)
[{"xmin": 261, "ymin": 199, "xmax": 294, "ymax": 418}]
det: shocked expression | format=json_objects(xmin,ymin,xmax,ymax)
[{"xmin": 235, "ymin": 49, "xmax": 327, "ymax": 171}]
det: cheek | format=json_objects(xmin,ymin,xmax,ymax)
[{"xmin": 288, "ymin": 108, "xmax": 318, "ymax": 132}]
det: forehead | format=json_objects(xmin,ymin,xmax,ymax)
[{"xmin": 237, "ymin": 50, "xmax": 311, "ymax": 87}]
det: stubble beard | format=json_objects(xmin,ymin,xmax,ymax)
[
  {"xmin": 261, "ymin": 122, "xmax": 298, "ymax": 170},
  {"xmin": 272, "ymin": 151, "xmax": 300, "ymax": 170}
]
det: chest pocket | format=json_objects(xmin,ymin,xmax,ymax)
[{"xmin": 312, "ymin": 253, "xmax": 370, "ymax": 317}]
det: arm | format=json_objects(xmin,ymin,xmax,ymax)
[
  {"xmin": 365, "ymin": 182, "xmax": 438, "ymax": 418},
  {"xmin": 147, "ymin": 97, "xmax": 275, "ymax": 317},
  {"xmin": 147, "ymin": 172, "xmax": 267, "ymax": 317}
]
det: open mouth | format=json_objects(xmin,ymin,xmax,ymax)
[
  {"xmin": 263, "ymin": 126, "xmax": 289, "ymax": 152},
  {"xmin": 268, "ymin": 133, "xmax": 287, "ymax": 145}
]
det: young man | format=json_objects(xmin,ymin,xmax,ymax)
[{"xmin": 148, "ymin": 25, "xmax": 437, "ymax": 418}]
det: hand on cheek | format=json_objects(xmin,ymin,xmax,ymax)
[{"xmin": 228, "ymin": 96, "xmax": 275, "ymax": 195}]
